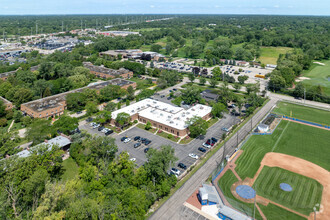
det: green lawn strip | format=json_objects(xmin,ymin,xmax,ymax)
[
  {"xmin": 146, "ymin": 100, "xmax": 269, "ymax": 217},
  {"xmin": 207, "ymin": 118, "xmax": 219, "ymax": 127},
  {"xmin": 135, "ymin": 123, "xmax": 157, "ymax": 133},
  {"xmin": 179, "ymin": 136, "xmax": 194, "ymax": 144},
  {"xmin": 272, "ymin": 101, "xmax": 330, "ymax": 125},
  {"xmin": 105, "ymin": 124, "xmax": 121, "ymax": 133},
  {"xmin": 218, "ymin": 170, "xmax": 263, "ymax": 219},
  {"xmin": 253, "ymin": 166, "xmax": 322, "ymax": 216},
  {"xmin": 129, "ymin": 77, "xmax": 155, "ymax": 90},
  {"xmin": 61, "ymin": 158, "xmax": 79, "ymax": 181},
  {"xmin": 258, "ymin": 47, "xmax": 293, "ymax": 65},
  {"xmin": 156, "ymin": 130, "xmax": 180, "ymax": 142},
  {"xmin": 258, "ymin": 203, "xmax": 307, "ymax": 220}
]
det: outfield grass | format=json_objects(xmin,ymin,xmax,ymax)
[
  {"xmin": 253, "ymin": 166, "xmax": 323, "ymax": 215},
  {"xmin": 235, "ymin": 120, "xmax": 330, "ymax": 181},
  {"xmin": 61, "ymin": 158, "xmax": 79, "ymax": 181},
  {"xmin": 258, "ymin": 47, "xmax": 293, "ymax": 65},
  {"xmin": 258, "ymin": 203, "xmax": 307, "ymax": 220},
  {"xmin": 273, "ymin": 101, "xmax": 330, "ymax": 125},
  {"xmin": 301, "ymin": 60, "xmax": 330, "ymax": 97}
]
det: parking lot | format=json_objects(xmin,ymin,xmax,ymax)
[{"xmin": 79, "ymin": 113, "xmax": 240, "ymax": 176}]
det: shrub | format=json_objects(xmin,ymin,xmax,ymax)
[
  {"xmin": 0, "ymin": 118, "xmax": 8, "ymax": 127},
  {"xmin": 133, "ymin": 120, "xmax": 138, "ymax": 124},
  {"xmin": 167, "ymin": 134, "xmax": 173, "ymax": 139}
]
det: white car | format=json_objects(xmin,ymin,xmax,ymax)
[
  {"xmin": 130, "ymin": 158, "xmax": 136, "ymax": 162},
  {"xmin": 93, "ymin": 124, "xmax": 100, "ymax": 129},
  {"xmin": 123, "ymin": 138, "xmax": 131, "ymax": 143},
  {"xmin": 90, "ymin": 122, "xmax": 96, "ymax": 127},
  {"xmin": 170, "ymin": 168, "xmax": 180, "ymax": 176},
  {"xmin": 102, "ymin": 128, "xmax": 110, "ymax": 133},
  {"xmin": 189, "ymin": 153, "xmax": 199, "ymax": 160},
  {"xmin": 202, "ymin": 142, "xmax": 211, "ymax": 149}
]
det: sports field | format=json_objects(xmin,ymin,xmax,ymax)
[
  {"xmin": 235, "ymin": 120, "xmax": 330, "ymax": 180},
  {"xmin": 258, "ymin": 47, "xmax": 293, "ymax": 65},
  {"xmin": 301, "ymin": 60, "xmax": 330, "ymax": 97},
  {"xmin": 253, "ymin": 166, "xmax": 323, "ymax": 215},
  {"xmin": 272, "ymin": 102, "xmax": 330, "ymax": 125}
]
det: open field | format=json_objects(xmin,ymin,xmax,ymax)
[
  {"xmin": 258, "ymin": 47, "xmax": 293, "ymax": 65},
  {"xmin": 235, "ymin": 120, "xmax": 330, "ymax": 180},
  {"xmin": 61, "ymin": 158, "xmax": 79, "ymax": 181},
  {"xmin": 272, "ymin": 101, "xmax": 330, "ymax": 125},
  {"xmin": 301, "ymin": 60, "xmax": 330, "ymax": 96},
  {"xmin": 253, "ymin": 166, "xmax": 323, "ymax": 215},
  {"xmin": 258, "ymin": 203, "xmax": 306, "ymax": 220}
]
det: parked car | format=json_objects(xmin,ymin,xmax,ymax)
[
  {"xmin": 211, "ymin": 137, "xmax": 218, "ymax": 143},
  {"xmin": 171, "ymin": 168, "xmax": 180, "ymax": 176},
  {"xmin": 189, "ymin": 153, "xmax": 199, "ymax": 159},
  {"xmin": 178, "ymin": 163, "xmax": 187, "ymax": 170},
  {"xmin": 202, "ymin": 141, "xmax": 211, "ymax": 148},
  {"xmin": 86, "ymin": 117, "xmax": 93, "ymax": 122},
  {"xmin": 93, "ymin": 124, "xmax": 100, "ymax": 129},
  {"xmin": 121, "ymin": 137, "xmax": 127, "ymax": 142},
  {"xmin": 105, "ymin": 130, "xmax": 113, "ymax": 135},
  {"xmin": 145, "ymin": 139, "xmax": 151, "ymax": 145},
  {"xmin": 76, "ymin": 111, "xmax": 82, "ymax": 114},
  {"xmin": 123, "ymin": 138, "xmax": 131, "ymax": 143},
  {"xmin": 98, "ymin": 126, "xmax": 104, "ymax": 131},
  {"xmin": 90, "ymin": 122, "xmax": 96, "ymax": 127},
  {"xmin": 173, "ymin": 88, "xmax": 177, "ymax": 91},
  {"xmin": 129, "ymin": 158, "xmax": 136, "ymax": 162},
  {"xmin": 222, "ymin": 127, "xmax": 229, "ymax": 132},
  {"xmin": 141, "ymin": 138, "xmax": 147, "ymax": 143},
  {"xmin": 134, "ymin": 136, "xmax": 141, "ymax": 141},
  {"xmin": 198, "ymin": 147, "xmax": 207, "ymax": 153},
  {"xmin": 167, "ymin": 97, "xmax": 172, "ymax": 100},
  {"xmin": 144, "ymin": 148, "xmax": 150, "ymax": 153},
  {"xmin": 160, "ymin": 95, "xmax": 165, "ymax": 98},
  {"xmin": 134, "ymin": 143, "xmax": 141, "ymax": 148}
]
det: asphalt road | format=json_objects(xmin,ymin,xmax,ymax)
[{"xmin": 149, "ymin": 98, "xmax": 278, "ymax": 220}]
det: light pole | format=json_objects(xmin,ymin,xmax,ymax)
[{"xmin": 313, "ymin": 204, "xmax": 319, "ymax": 220}]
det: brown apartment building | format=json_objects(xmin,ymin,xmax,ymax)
[
  {"xmin": 0, "ymin": 70, "xmax": 16, "ymax": 81},
  {"xmin": 21, "ymin": 78, "xmax": 136, "ymax": 119},
  {"xmin": 0, "ymin": 96, "xmax": 14, "ymax": 110},
  {"xmin": 83, "ymin": 62, "xmax": 133, "ymax": 79}
]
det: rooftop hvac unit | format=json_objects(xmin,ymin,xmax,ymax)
[
  {"xmin": 160, "ymin": 113, "xmax": 163, "ymax": 116},
  {"xmin": 200, "ymin": 106, "xmax": 204, "ymax": 109},
  {"xmin": 170, "ymin": 121, "xmax": 174, "ymax": 124}
]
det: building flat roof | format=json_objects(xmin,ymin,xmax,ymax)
[
  {"xmin": 83, "ymin": 62, "xmax": 132, "ymax": 76},
  {"xmin": 112, "ymin": 98, "xmax": 212, "ymax": 130},
  {"xmin": 0, "ymin": 96, "xmax": 12, "ymax": 105}
]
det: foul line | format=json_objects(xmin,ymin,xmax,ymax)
[{"xmin": 271, "ymin": 121, "xmax": 290, "ymax": 152}]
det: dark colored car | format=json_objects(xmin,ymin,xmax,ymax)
[
  {"xmin": 167, "ymin": 97, "xmax": 172, "ymax": 100},
  {"xmin": 211, "ymin": 137, "xmax": 218, "ymax": 143},
  {"xmin": 173, "ymin": 88, "xmax": 177, "ymax": 91},
  {"xmin": 121, "ymin": 137, "xmax": 127, "ymax": 142},
  {"xmin": 76, "ymin": 111, "xmax": 82, "ymax": 114},
  {"xmin": 134, "ymin": 136, "xmax": 141, "ymax": 141},
  {"xmin": 160, "ymin": 95, "xmax": 165, "ymax": 98},
  {"xmin": 105, "ymin": 130, "xmax": 113, "ymax": 136},
  {"xmin": 198, "ymin": 147, "xmax": 207, "ymax": 153},
  {"xmin": 86, "ymin": 117, "xmax": 93, "ymax": 122},
  {"xmin": 98, "ymin": 126, "xmax": 104, "ymax": 131},
  {"xmin": 169, "ymin": 90, "xmax": 173, "ymax": 93},
  {"xmin": 144, "ymin": 148, "xmax": 150, "ymax": 153},
  {"xmin": 134, "ymin": 143, "xmax": 141, "ymax": 148},
  {"xmin": 178, "ymin": 163, "xmax": 187, "ymax": 170},
  {"xmin": 145, "ymin": 140, "xmax": 151, "ymax": 145},
  {"xmin": 206, "ymin": 139, "xmax": 215, "ymax": 146},
  {"xmin": 141, "ymin": 138, "xmax": 147, "ymax": 143}
]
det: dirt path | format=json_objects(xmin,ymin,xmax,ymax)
[
  {"xmin": 261, "ymin": 152, "xmax": 330, "ymax": 220},
  {"xmin": 282, "ymin": 118, "xmax": 330, "ymax": 131}
]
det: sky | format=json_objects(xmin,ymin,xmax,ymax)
[{"xmin": 0, "ymin": 0, "xmax": 329, "ymax": 16}]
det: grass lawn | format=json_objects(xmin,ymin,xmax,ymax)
[
  {"xmin": 61, "ymin": 158, "xmax": 79, "ymax": 181},
  {"xmin": 207, "ymin": 118, "xmax": 219, "ymax": 127},
  {"xmin": 129, "ymin": 77, "xmax": 155, "ymax": 90},
  {"xmin": 156, "ymin": 130, "xmax": 180, "ymax": 142},
  {"xmin": 258, "ymin": 203, "xmax": 307, "ymax": 220},
  {"xmin": 136, "ymin": 123, "xmax": 157, "ymax": 134},
  {"xmin": 235, "ymin": 120, "xmax": 330, "ymax": 180},
  {"xmin": 179, "ymin": 136, "xmax": 194, "ymax": 144},
  {"xmin": 253, "ymin": 166, "xmax": 323, "ymax": 215},
  {"xmin": 301, "ymin": 60, "xmax": 330, "ymax": 97},
  {"xmin": 258, "ymin": 47, "xmax": 293, "ymax": 65},
  {"xmin": 273, "ymin": 101, "xmax": 330, "ymax": 125},
  {"xmin": 218, "ymin": 170, "xmax": 262, "ymax": 219}
]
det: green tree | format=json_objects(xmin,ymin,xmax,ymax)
[
  {"xmin": 115, "ymin": 112, "xmax": 130, "ymax": 127},
  {"xmin": 181, "ymin": 86, "xmax": 201, "ymax": 105},
  {"xmin": 26, "ymin": 119, "xmax": 54, "ymax": 144},
  {"xmin": 199, "ymin": 77, "xmax": 206, "ymax": 85},
  {"xmin": 150, "ymin": 44, "xmax": 162, "ymax": 53},
  {"xmin": 188, "ymin": 74, "xmax": 195, "ymax": 83},
  {"xmin": 53, "ymin": 116, "xmax": 79, "ymax": 134},
  {"xmin": 0, "ymin": 100, "xmax": 6, "ymax": 117},
  {"xmin": 209, "ymin": 78, "xmax": 219, "ymax": 88},
  {"xmin": 238, "ymin": 75, "xmax": 249, "ymax": 84},
  {"xmin": 66, "ymin": 93, "xmax": 87, "ymax": 111},
  {"xmin": 211, "ymin": 103, "xmax": 227, "ymax": 118},
  {"xmin": 233, "ymin": 83, "xmax": 241, "ymax": 92},
  {"xmin": 186, "ymin": 116, "xmax": 209, "ymax": 138},
  {"xmin": 13, "ymin": 88, "xmax": 33, "ymax": 106},
  {"xmin": 127, "ymin": 86, "xmax": 135, "ymax": 100},
  {"xmin": 212, "ymin": 67, "xmax": 222, "ymax": 80},
  {"xmin": 43, "ymin": 87, "xmax": 52, "ymax": 98},
  {"xmin": 104, "ymin": 102, "xmax": 116, "ymax": 112},
  {"xmin": 145, "ymin": 121, "xmax": 152, "ymax": 130},
  {"xmin": 86, "ymin": 102, "xmax": 98, "ymax": 116}
]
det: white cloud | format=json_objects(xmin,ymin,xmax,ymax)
[
  {"xmin": 274, "ymin": 5, "xmax": 280, "ymax": 8},
  {"xmin": 150, "ymin": 5, "xmax": 155, "ymax": 8},
  {"xmin": 215, "ymin": 5, "xmax": 220, "ymax": 8}
]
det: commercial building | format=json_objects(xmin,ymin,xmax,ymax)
[
  {"xmin": 83, "ymin": 62, "xmax": 133, "ymax": 79},
  {"xmin": 98, "ymin": 31, "xmax": 140, "ymax": 37},
  {"xmin": 200, "ymin": 90, "xmax": 219, "ymax": 102},
  {"xmin": 0, "ymin": 70, "xmax": 16, "ymax": 80},
  {"xmin": 100, "ymin": 49, "xmax": 143, "ymax": 59},
  {"xmin": 0, "ymin": 96, "xmax": 14, "ymax": 110},
  {"xmin": 21, "ymin": 78, "xmax": 136, "ymax": 118},
  {"xmin": 111, "ymin": 98, "xmax": 212, "ymax": 137}
]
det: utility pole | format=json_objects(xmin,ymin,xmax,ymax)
[{"xmin": 222, "ymin": 141, "xmax": 226, "ymax": 162}]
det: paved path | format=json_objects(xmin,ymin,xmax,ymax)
[{"xmin": 150, "ymin": 98, "xmax": 278, "ymax": 220}]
